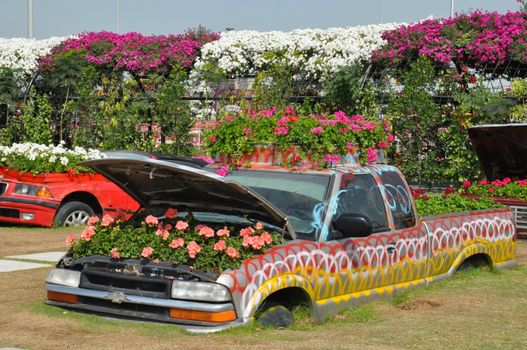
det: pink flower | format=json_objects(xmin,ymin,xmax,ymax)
[
  {"xmin": 145, "ymin": 215, "xmax": 158, "ymax": 226},
  {"xmin": 110, "ymin": 248, "xmax": 120, "ymax": 259},
  {"xmin": 170, "ymin": 238, "xmax": 185, "ymax": 249},
  {"xmin": 101, "ymin": 214, "xmax": 114, "ymax": 227},
  {"xmin": 251, "ymin": 236, "xmax": 265, "ymax": 250},
  {"xmin": 187, "ymin": 241, "xmax": 201, "ymax": 258},
  {"xmin": 349, "ymin": 124, "xmax": 361, "ymax": 131},
  {"xmin": 87, "ymin": 216, "xmax": 99, "ymax": 225},
  {"xmin": 347, "ymin": 142, "xmax": 354, "ymax": 151},
  {"xmin": 388, "ymin": 134, "xmax": 395, "ymax": 142},
  {"xmin": 65, "ymin": 234, "xmax": 75, "ymax": 246},
  {"xmin": 225, "ymin": 115, "xmax": 234, "ymax": 122},
  {"xmin": 209, "ymin": 136, "xmax": 217, "ymax": 142},
  {"xmin": 141, "ymin": 247, "xmax": 153, "ymax": 258},
  {"xmin": 240, "ymin": 227, "xmax": 255, "ymax": 237},
  {"xmin": 198, "ymin": 225, "xmax": 215, "ymax": 238},
  {"xmin": 155, "ymin": 228, "xmax": 170, "ymax": 240},
  {"xmin": 255, "ymin": 222, "xmax": 263, "ymax": 230},
  {"xmin": 311, "ymin": 126, "xmax": 324, "ymax": 135},
  {"xmin": 80, "ymin": 226, "xmax": 95, "ymax": 241},
  {"xmin": 216, "ymin": 166, "xmax": 229, "ymax": 177},
  {"xmin": 366, "ymin": 148, "xmax": 377, "ymax": 163},
  {"xmin": 242, "ymin": 235, "xmax": 253, "ymax": 248},
  {"xmin": 377, "ymin": 141, "xmax": 389, "ymax": 149},
  {"xmin": 213, "ymin": 240, "xmax": 227, "ymax": 251},
  {"xmin": 489, "ymin": 188, "xmax": 495, "ymax": 193},
  {"xmin": 261, "ymin": 231, "xmax": 273, "ymax": 244},
  {"xmin": 463, "ymin": 180, "xmax": 472, "ymax": 188},
  {"xmin": 216, "ymin": 227, "xmax": 230, "ymax": 237},
  {"xmin": 273, "ymin": 126, "xmax": 289, "ymax": 135},
  {"xmin": 518, "ymin": 180, "xmax": 527, "ymax": 186},
  {"xmin": 324, "ymin": 154, "xmax": 340, "ymax": 164},
  {"xmin": 479, "ymin": 180, "xmax": 489, "ymax": 185},
  {"xmin": 164, "ymin": 208, "xmax": 178, "ymax": 219},
  {"xmin": 175, "ymin": 220, "xmax": 189, "ymax": 231},
  {"xmin": 226, "ymin": 247, "xmax": 240, "ymax": 259}
]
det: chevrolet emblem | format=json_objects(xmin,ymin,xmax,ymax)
[{"xmin": 107, "ymin": 291, "xmax": 127, "ymax": 304}]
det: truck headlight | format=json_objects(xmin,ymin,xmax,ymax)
[
  {"xmin": 171, "ymin": 280, "xmax": 231, "ymax": 302},
  {"xmin": 46, "ymin": 268, "xmax": 81, "ymax": 287}
]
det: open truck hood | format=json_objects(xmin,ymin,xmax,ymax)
[
  {"xmin": 468, "ymin": 123, "xmax": 527, "ymax": 180},
  {"xmin": 82, "ymin": 158, "xmax": 292, "ymax": 235}
]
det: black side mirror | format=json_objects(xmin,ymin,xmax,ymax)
[{"xmin": 333, "ymin": 213, "xmax": 373, "ymax": 238}]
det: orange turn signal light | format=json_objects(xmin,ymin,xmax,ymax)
[
  {"xmin": 36, "ymin": 186, "xmax": 53, "ymax": 198},
  {"xmin": 169, "ymin": 307, "xmax": 236, "ymax": 323},
  {"xmin": 47, "ymin": 291, "xmax": 78, "ymax": 304}
]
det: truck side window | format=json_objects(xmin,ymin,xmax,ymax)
[
  {"xmin": 336, "ymin": 174, "xmax": 389, "ymax": 234},
  {"xmin": 378, "ymin": 171, "xmax": 416, "ymax": 229}
]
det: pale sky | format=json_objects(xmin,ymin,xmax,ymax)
[{"xmin": 0, "ymin": 0, "xmax": 522, "ymax": 39}]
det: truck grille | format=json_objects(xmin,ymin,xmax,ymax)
[
  {"xmin": 80, "ymin": 268, "xmax": 172, "ymax": 299},
  {"xmin": 78, "ymin": 295, "xmax": 169, "ymax": 318}
]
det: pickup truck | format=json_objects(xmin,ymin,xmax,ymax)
[{"xmin": 44, "ymin": 156, "xmax": 517, "ymax": 332}]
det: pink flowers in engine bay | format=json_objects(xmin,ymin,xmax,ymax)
[
  {"xmin": 186, "ymin": 241, "xmax": 201, "ymax": 258},
  {"xmin": 67, "ymin": 209, "xmax": 281, "ymax": 270},
  {"xmin": 175, "ymin": 220, "xmax": 189, "ymax": 231},
  {"xmin": 198, "ymin": 225, "xmax": 215, "ymax": 238},
  {"xmin": 145, "ymin": 215, "xmax": 159, "ymax": 226},
  {"xmin": 110, "ymin": 248, "xmax": 120, "ymax": 259},
  {"xmin": 141, "ymin": 247, "xmax": 154, "ymax": 258},
  {"xmin": 80, "ymin": 225, "xmax": 95, "ymax": 241},
  {"xmin": 65, "ymin": 234, "xmax": 75, "ymax": 246},
  {"xmin": 101, "ymin": 214, "xmax": 114, "ymax": 227}
]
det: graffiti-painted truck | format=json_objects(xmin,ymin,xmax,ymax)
[{"xmin": 45, "ymin": 157, "xmax": 516, "ymax": 331}]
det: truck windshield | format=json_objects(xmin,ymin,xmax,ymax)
[{"xmin": 227, "ymin": 170, "xmax": 331, "ymax": 240}]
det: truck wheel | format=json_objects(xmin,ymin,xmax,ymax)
[
  {"xmin": 54, "ymin": 201, "xmax": 95, "ymax": 227},
  {"xmin": 257, "ymin": 304, "xmax": 293, "ymax": 328}
]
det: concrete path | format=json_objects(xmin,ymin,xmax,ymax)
[
  {"xmin": 0, "ymin": 259, "xmax": 51, "ymax": 272},
  {"xmin": 0, "ymin": 251, "xmax": 66, "ymax": 273},
  {"xmin": 5, "ymin": 251, "xmax": 65, "ymax": 263}
]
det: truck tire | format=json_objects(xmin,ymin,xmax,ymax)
[
  {"xmin": 54, "ymin": 201, "xmax": 95, "ymax": 227},
  {"xmin": 257, "ymin": 304, "xmax": 293, "ymax": 328}
]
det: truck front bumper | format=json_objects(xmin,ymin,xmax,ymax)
[{"xmin": 45, "ymin": 283, "xmax": 245, "ymax": 332}]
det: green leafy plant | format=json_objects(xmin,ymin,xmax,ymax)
[
  {"xmin": 414, "ymin": 192, "xmax": 502, "ymax": 217},
  {"xmin": 67, "ymin": 210, "xmax": 282, "ymax": 272},
  {"xmin": 464, "ymin": 178, "xmax": 527, "ymax": 200},
  {"xmin": 322, "ymin": 62, "xmax": 379, "ymax": 116}
]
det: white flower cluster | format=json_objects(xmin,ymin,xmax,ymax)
[
  {"xmin": 0, "ymin": 142, "xmax": 105, "ymax": 169},
  {"xmin": 194, "ymin": 24, "xmax": 399, "ymax": 81},
  {"xmin": 0, "ymin": 37, "xmax": 67, "ymax": 75}
]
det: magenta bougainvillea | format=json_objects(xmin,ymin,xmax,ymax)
[
  {"xmin": 39, "ymin": 30, "xmax": 219, "ymax": 74},
  {"xmin": 372, "ymin": 11, "xmax": 527, "ymax": 68}
]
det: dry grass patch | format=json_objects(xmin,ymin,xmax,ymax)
[{"xmin": 0, "ymin": 227, "xmax": 526, "ymax": 350}]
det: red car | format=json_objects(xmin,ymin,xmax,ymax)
[
  {"xmin": 0, "ymin": 171, "xmax": 139, "ymax": 227},
  {"xmin": 0, "ymin": 151, "xmax": 209, "ymax": 227}
]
